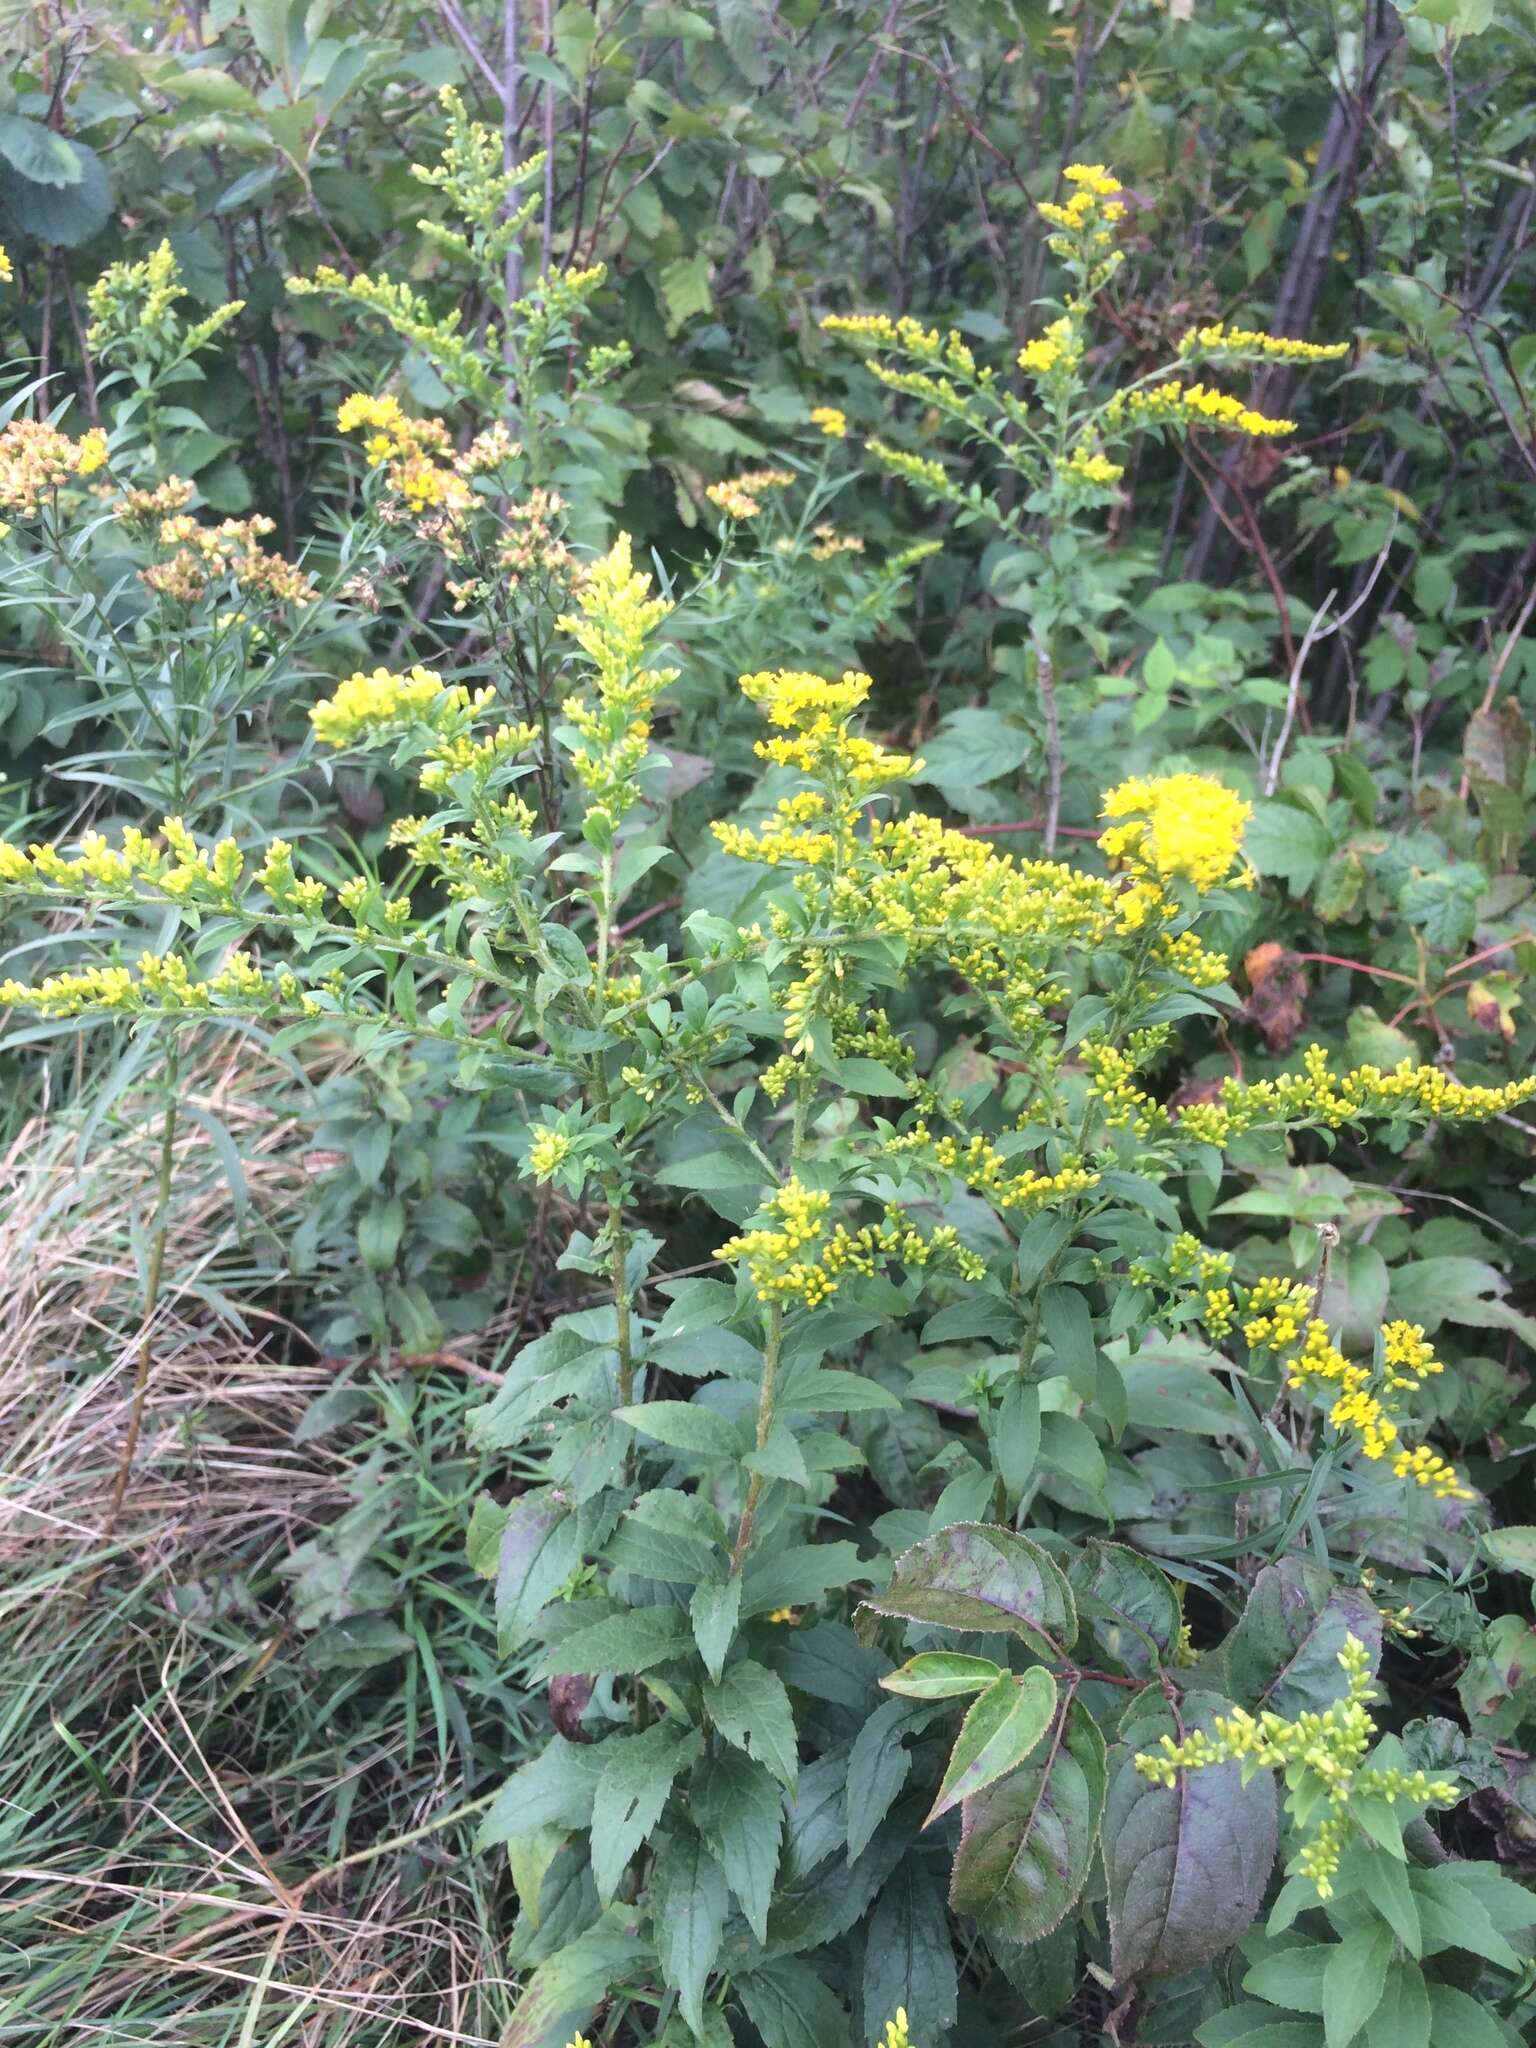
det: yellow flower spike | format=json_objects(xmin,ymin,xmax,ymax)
[
  {"xmin": 809, "ymin": 405, "xmax": 847, "ymax": 438},
  {"xmin": 556, "ymin": 531, "xmax": 679, "ymax": 832},
  {"xmin": 0, "ymin": 245, "xmax": 11, "ymax": 284}
]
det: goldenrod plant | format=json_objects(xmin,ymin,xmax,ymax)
[{"xmin": 4, "ymin": 57, "xmax": 1536, "ymax": 2045}]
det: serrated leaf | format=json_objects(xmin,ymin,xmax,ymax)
[
  {"xmin": 649, "ymin": 1823, "xmax": 728, "ymax": 2036},
  {"xmin": 693, "ymin": 1750, "xmax": 782, "ymax": 1942},
  {"xmin": 538, "ymin": 1605, "xmax": 692, "ymax": 1677},
  {"xmin": 846, "ymin": 1697, "xmax": 918, "ymax": 1861},
  {"xmin": 1069, "ymin": 1540, "xmax": 1181, "ymax": 1680},
  {"xmin": 614, "ymin": 1400, "xmax": 747, "ymax": 1458},
  {"xmin": 950, "ymin": 1696, "xmax": 1106, "ymax": 1941},
  {"xmin": 478, "ymin": 1736, "xmax": 606, "ymax": 1844},
  {"xmin": 862, "ymin": 1856, "xmax": 959, "ymax": 2046},
  {"xmin": 690, "ymin": 1575, "xmax": 741, "ymax": 1684},
  {"xmin": 1322, "ymin": 1923, "xmax": 1393, "ymax": 2048},
  {"xmin": 736, "ymin": 1955, "xmax": 852, "ymax": 2048},
  {"xmin": 497, "ymin": 1494, "xmax": 583, "ymax": 1650},
  {"xmin": 706, "ymin": 1660, "xmax": 799, "ymax": 1788},
  {"xmin": 927, "ymin": 1667, "xmax": 1057, "ymax": 1826},
  {"xmin": 862, "ymin": 1523, "xmax": 1077, "ymax": 1657},
  {"xmin": 1106, "ymin": 1691, "xmax": 1277, "ymax": 1979},
  {"xmin": 1246, "ymin": 801, "xmax": 1336, "ymax": 894},
  {"xmin": 590, "ymin": 1720, "xmax": 702, "ymax": 1904}
]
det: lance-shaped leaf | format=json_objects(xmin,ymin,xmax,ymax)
[
  {"xmin": 927, "ymin": 1667, "xmax": 1058, "ymax": 1826},
  {"xmin": 497, "ymin": 1492, "xmax": 584, "ymax": 1650},
  {"xmin": 950, "ymin": 1695, "xmax": 1106, "ymax": 1940},
  {"xmin": 882, "ymin": 1652, "xmax": 1006, "ymax": 1700},
  {"xmin": 649, "ymin": 1822, "xmax": 729, "ymax": 2038},
  {"xmin": 1105, "ymin": 1689, "xmax": 1277, "ymax": 1982},
  {"xmin": 862, "ymin": 1523, "xmax": 1077, "ymax": 1658}
]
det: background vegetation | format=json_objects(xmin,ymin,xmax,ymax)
[{"xmin": 2, "ymin": 2, "xmax": 1536, "ymax": 2044}]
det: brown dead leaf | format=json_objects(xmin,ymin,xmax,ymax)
[{"xmin": 1244, "ymin": 941, "xmax": 1309, "ymax": 1054}]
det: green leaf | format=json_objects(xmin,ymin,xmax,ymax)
[
  {"xmin": 1359, "ymin": 1851, "xmax": 1419, "ymax": 1955},
  {"xmin": 0, "ymin": 114, "xmax": 83, "ymax": 187},
  {"xmin": 537, "ymin": 1605, "xmax": 693, "ymax": 1678},
  {"xmin": 690, "ymin": 1576, "xmax": 741, "ymax": 1684},
  {"xmin": 1244, "ymin": 1944, "xmax": 1329, "ymax": 2013},
  {"xmin": 1225, "ymin": 1559, "xmax": 1382, "ymax": 1718},
  {"xmin": 1068, "ymin": 1541, "xmax": 1181, "ymax": 1680},
  {"xmin": 649, "ymin": 1823, "xmax": 729, "ymax": 2037},
  {"xmin": 950, "ymin": 1696, "xmax": 1106, "ymax": 1941},
  {"xmin": 1040, "ymin": 1283, "xmax": 1097, "ymax": 1395},
  {"xmin": 1322, "ymin": 1923, "xmax": 1393, "ymax": 2048},
  {"xmin": 0, "ymin": 139, "xmax": 112, "ymax": 244},
  {"xmin": 614, "ymin": 1400, "xmax": 747, "ymax": 1458},
  {"xmin": 1361, "ymin": 1957, "xmax": 1429, "ymax": 2048},
  {"xmin": 1409, "ymin": 1864, "xmax": 1522, "ymax": 1968},
  {"xmin": 1106, "ymin": 1691, "xmax": 1277, "ymax": 1979},
  {"xmin": 497, "ymin": 1494, "xmax": 583, "ymax": 1650},
  {"xmin": 1481, "ymin": 1525, "xmax": 1536, "ymax": 1576},
  {"xmin": 1424, "ymin": 1984, "xmax": 1518, "ymax": 2048},
  {"xmin": 705, "ymin": 1660, "xmax": 799, "ymax": 1789},
  {"xmin": 157, "ymin": 66, "xmax": 263, "ymax": 114},
  {"xmin": 927, "ymin": 1668, "xmax": 1057, "ymax": 1826},
  {"xmin": 659, "ymin": 253, "xmax": 713, "ymax": 334},
  {"xmin": 478, "ymin": 1736, "xmax": 606, "ymax": 1844},
  {"xmin": 861, "ymin": 1857, "xmax": 959, "ymax": 2047},
  {"xmin": 992, "ymin": 1380, "xmax": 1041, "ymax": 1506},
  {"xmin": 590, "ymin": 1720, "xmax": 702, "ymax": 1904},
  {"xmin": 1246, "ymin": 801, "xmax": 1336, "ymax": 894},
  {"xmin": 846, "ymin": 1697, "xmax": 920, "ymax": 1861},
  {"xmin": 862, "ymin": 1523, "xmax": 1077, "ymax": 1658},
  {"xmin": 881, "ymin": 1653, "xmax": 1005, "ymax": 1700},
  {"xmin": 736, "ymin": 1956, "xmax": 852, "ymax": 2048},
  {"xmin": 693, "ymin": 1751, "xmax": 782, "ymax": 1942}
]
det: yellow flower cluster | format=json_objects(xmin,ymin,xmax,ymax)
[
  {"xmin": 0, "ymin": 418, "xmax": 109, "ymax": 516},
  {"xmin": 1276, "ymin": 1316, "xmax": 1469, "ymax": 1498},
  {"xmin": 1100, "ymin": 772, "xmax": 1253, "ymax": 892},
  {"xmin": 335, "ymin": 391, "xmax": 471, "ymax": 520},
  {"xmin": 1059, "ymin": 447, "xmax": 1125, "ymax": 487},
  {"xmin": 1103, "ymin": 380, "xmax": 1295, "ymax": 439},
  {"xmin": 86, "ymin": 240, "xmax": 243, "ymax": 367},
  {"xmin": 705, "ymin": 466, "xmax": 796, "ymax": 521},
  {"xmin": 864, "ymin": 438, "xmax": 952, "ymax": 497},
  {"xmin": 113, "ymin": 476, "xmax": 195, "ymax": 528},
  {"xmin": 528, "ymin": 1127, "xmax": 574, "ymax": 1180},
  {"xmin": 1179, "ymin": 322, "xmax": 1348, "ymax": 364},
  {"xmin": 1017, "ymin": 316, "xmax": 1081, "ymax": 377},
  {"xmin": 311, "ymin": 666, "xmax": 469, "ymax": 747},
  {"xmin": 809, "ymin": 406, "xmax": 847, "ymax": 438},
  {"xmin": 884, "ymin": 1124, "xmax": 1100, "ymax": 1213},
  {"xmin": 0, "ymin": 246, "xmax": 11, "ymax": 284},
  {"xmin": 882, "ymin": 2013, "xmax": 914, "ymax": 2048},
  {"xmin": 1135, "ymin": 1636, "xmax": 1456, "ymax": 1897},
  {"xmin": 559, "ymin": 532, "xmax": 679, "ymax": 832},
  {"xmin": 715, "ymin": 1179, "xmax": 985, "ymax": 1307},
  {"xmin": 292, "ymin": 267, "xmax": 488, "ymax": 397},
  {"xmin": 1176, "ymin": 1042, "xmax": 1536, "ymax": 1147}
]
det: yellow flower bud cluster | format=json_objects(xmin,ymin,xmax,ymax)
[
  {"xmin": 1100, "ymin": 772, "xmax": 1254, "ymax": 893},
  {"xmin": 0, "ymin": 418, "xmax": 110, "ymax": 516},
  {"xmin": 809, "ymin": 406, "xmax": 847, "ymax": 438},
  {"xmin": 883, "ymin": 1123, "xmax": 1100, "ymax": 1213},
  {"xmin": 863, "ymin": 438, "xmax": 953, "ymax": 497},
  {"xmin": 1135, "ymin": 1635, "xmax": 1457, "ymax": 1897},
  {"xmin": 0, "ymin": 948, "xmax": 272, "ymax": 1018},
  {"xmin": 1103, "ymin": 380, "xmax": 1295, "ymax": 439},
  {"xmin": 1174, "ymin": 1042, "xmax": 1536, "ymax": 1147},
  {"xmin": 882, "ymin": 2012, "xmax": 914, "ymax": 2048},
  {"xmin": 0, "ymin": 245, "xmax": 12, "ymax": 284},
  {"xmin": 1178, "ymin": 322, "xmax": 1348, "ymax": 364},
  {"xmin": 558, "ymin": 532, "xmax": 679, "ymax": 832},
  {"xmin": 292, "ymin": 267, "xmax": 488, "ymax": 398},
  {"xmin": 1058, "ymin": 447, "xmax": 1125, "ymax": 487},
  {"xmin": 715, "ymin": 1178, "xmax": 985, "ymax": 1308}
]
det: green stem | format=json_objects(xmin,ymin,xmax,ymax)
[{"xmin": 730, "ymin": 1298, "xmax": 783, "ymax": 1576}]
